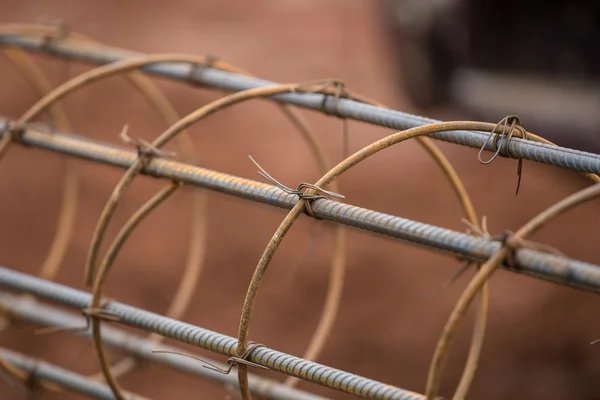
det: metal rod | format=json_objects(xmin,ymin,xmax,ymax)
[
  {"xmin": 0, "ymin": 347, "xmax": 149, "ymax": 400},
  {"xmin": 4, "ymin": 120, "xmax": 600, "ymax": 294},
  {"xmin": 2, "ymin": 34, "xmax": 600, "ymax": 176},
  {"xmin": 0, "ymin": 292, "xmax": 328, "ymax": 400},
  {"xmin": 0, "ymin": 266, "xmax": 425, "ymax": 400}
]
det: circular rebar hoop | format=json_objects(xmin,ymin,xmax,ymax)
[
  {"xmin": 0, "ymin": 27, "xmax": 220, "ymax": 397},
  {"xmin": 0, "ymin": 47, "xmax": 77, "ymax": 352},
  {"xmin": 1, "ymin": 48, "xmax": 77, "ymax": 283},
  {"xmin": 89, "ymin": 182, "xmax": 181, "ymax": 400},
  {"xmin": 236, "ymin": 119, "xmax": 600, "ymax": 400},
  {"xmin": 0, "ymin": 25, "xmax": 215, "ymax": 386},
  {"xmin": 425, "ymin": 182, "xmax": 600, "ymax": 400},
  {"xmin": 84, "ymin": 77, "xmax": 414, "ymax": 400},
  {"xmin": 0, "ymin": 27, "xmax": 402, "ymax": 396},
  {"xmin": 425, "ymin": 140, "xmax": 600, "ymax": 400},
  {"xmin": 278, "ymin": 92, "xmax": 489, "ymax": 393},
  {"xmin": 85, "ymin": 81, "xmax": 352, "ymax": 400},
  {"xmin": 90, "ymin": 80, "xmax": 491, "ymax": 400},
  {"xmin": 235, "ymin": 121, "xmax": 496, "ymax": 399},
  {"xmin": 76, "ymin": 73, "xmax": 351, "ymax": 394}
]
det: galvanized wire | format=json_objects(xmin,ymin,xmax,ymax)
[
  {"xmin": 0, "ymin": 266, "xmax": 425, "ymax": 400},
  {"xmin": 2, "ymin": 33, "xmax": 600, "ymax": 176},
  {"xmin": 4, "ymin": 120, "xmax": 600, "ymax": 294},
  {"xmin": 0, "ymin": 347, "xmax": 149, "ymax": 400},
  {"xmin": 0, "ymin": 292, "xmax": 329, "ymax": 400}
]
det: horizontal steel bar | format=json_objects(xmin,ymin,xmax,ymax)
[
  {"xmin": 0, "ymin": 347, "xmax": 149, "ymax": 400},
  {"xmin": 0, "ymin": 266, "xmax": 425, "ymax": 400},
  {"xmin": 0, "ymin": 292, "xmax": 328, "ymax": 400},
  {"xmin": 2, "ymin": 34, "xmax": 600, "ymax": 176},
  {"xmin": 3, "ymin": 119, "xmax": 600, "ymax": 294}
]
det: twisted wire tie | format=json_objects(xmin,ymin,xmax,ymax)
[
  {"xmin": 119, "ymin": 124, "xmax": 175, "ymax": 169},
  {"xmin": 428, "ymin": 215, "xmax": 565, "ymax": 299},
  {"xmin": 187, "ymin": 54, "xmax": 220, "ymax": 87},
  {"xmin": 34, "ymin": 299, "xmax": 120, "ymax": 336},
  {"xmin": 152, "ymin": 342, "xmax": 269, "ymax": 375},
  {"xmin": 478, "ymin": 115, "xmax": 528, "ymax": 196},
  {"xmin": 248, "ymin": 155, "xmax": 345, "ymax": 219},
  {"xmin": 463, "ymin": 217, "xmax": 564, "ymax": 270},
  {"xmin": 1, "ymin": 121, "xmax": 26, "ymax": 143},
  {"xmin": 37, "ymin": 19, "xmax": 69, "ymax": 48},
  {"xmin": 292, "ymin": 79, "xmax": 349, "ymax": 119}
]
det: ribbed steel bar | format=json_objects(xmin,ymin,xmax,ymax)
[
  {"xmin": 0, "ymin": 292, "xmax": 328, "ymax": 400},
  {"xmin": 0, "ymin": 347, "xmax": 149, "ymax": 400},
  {"xmin": 3, "ymin": 120, "xmax": 600, "ymax": 294},
  {"xmin": 2, "ymin": 33, "xmax": 600, "ymax": 176},
  {"xmin": 0, "ymin": 266, "xmax": 425, "ymax": 400}
]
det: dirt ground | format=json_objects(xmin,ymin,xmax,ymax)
[{"xmin": 0, "ymin": 1, "xmax": 599, "ymax": 399}]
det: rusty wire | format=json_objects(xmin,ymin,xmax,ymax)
[
  {"xmin": 83, "ymin": 78, "xmax": 355, "ymax": 400},
  {"xmin": 79, "ymin": 71, "xmax": 486, "ymax": 398},
  {"xmin": 1, "ymin": 28, "xmax": 357, "ymax": 393},
  {"xmin": 23, "ymin": 55, "xmax": 354, "ymax": 398},
  {"xmin": 0, "ymin": 28, "xmax": 354, "ymax": 398},
  {"xmin": 0, "ymin": 25, "xmax": 345, "ymax": 396},
  {"xmin": 241, "ymin": 88, "xmax": 488, "ymax": 397},
  {"xmin": 1, "ymin": 47, "xmax": 76, "ymax": 283},
  {"xmin": 426, "ymin": 182, "xmax": 600, "ymax": 400},
  {"xmin": 235, "ymin": 120, "xmax": 503, "ymax": 399},
  {"xmin": 0, "ymin": 22, "xmax": 599, "ymax": 400},
  {"xmin": 0, "ymin": 44, "xmax": 77, "ymax": 354},
  {"xmin": 239, "ymin": 116, "xmax": 599, "ymax": 400},
  {"xmin": 0, "ymin": 25, "xmax": 214, "ymax": 390}
]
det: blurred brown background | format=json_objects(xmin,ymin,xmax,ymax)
[{"xmin": 0, "ymin": 1, "xmax": 599, "ymax": 399}]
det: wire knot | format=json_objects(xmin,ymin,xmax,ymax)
[
  {"xmin": 188, "ymin": 54, "xmax": 220, "ymax": 86},
  {"xmin": 35, "ymin": 299, "xmax": 119, "ymax": 336},
  {"xmin": 495, "ymin": 230, "xmax": 519, "ymax": 269},
  {"xmin": 495, "ymin": 230, "xmax": 565, "ymax": 270},
  {"xmin": 1, "ymin": 121, "xmax": 26, "ymax": 143},
  {"xmin": 23, "ymin": 359, "xmax": 41, "ymax": 390},
  {"xmin": 478, "ymin": 115, "xmax": 528, "ymax": 196},
  {"xmin": 152, "ymin": 341, "xmax": 269, "ymax": 375},
  {"xmin": 37, "ymin": 18, "xmax": 69, "ymax": 48},
  {"xmin": 292, "ymin": 79, "xmax": 350, "ymax": 118},
  {"xmin": 119, "ymin": 124, "xmax": 174, "ymax": 169},
  {"xmin": 248, "ymin": 155, "xmax": 344, "ymax": 219}
]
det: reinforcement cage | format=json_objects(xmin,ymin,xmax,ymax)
[{"xmin": 0, "ymin": 23, "xmax": 599, "ymax": 400}]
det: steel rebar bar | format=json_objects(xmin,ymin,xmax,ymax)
[
  {"xmin": 0, "ymin": 292, "xmax": 328, "ymax": 400},
  {"xmin": 0, "ymin": 347, "xmax": 149, "ymax": 400},
  {"xmin": 3, "ymin": 120, "xmax": 600, "ymax": 294},
  {"xmin": 0, "ymin": 266, "xmax": 425, "ymax": 400},
  {"xmin": 2, "ymin": 33, "xmax": 600, "ymax": 176}
]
